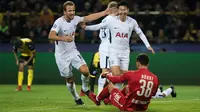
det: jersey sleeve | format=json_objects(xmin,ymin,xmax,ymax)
[
  {"xmin": 13, "ymin": 45, "xmax": 18, "ymax": 52},
  {"xmin": 50, "ymin": 19, "xmax": 61, "ymax": 33},
  {"xmin": 107, "ymin": 72, "xmax": 131, "ymax": 83},
  {"xmin": 75, "ymin": 16, "xmax": 84, "ymax": 23},
  {"xmin": 132, "ymin": 20, "xmax": 150, "ymax": 48},
  {"xmin": 85, "ymin": 17, "xmax": 109, "ymax": 31},
  {"xmin": 85, "ymin": 22, "xmax": 108, "ymax": 31},
  {"xmin": 27, "ymin": 42, "xmax": 35, "ymax": 51}
]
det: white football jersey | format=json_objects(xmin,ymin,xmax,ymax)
[
  {"xmin": 86, "ymin": 15, "xmax": 133, "ymax": 53},
  {"xmin": 50, "ymin": 16, "xmax": 83, "ymax": 57},
  {"xmin": 98, "ymin": 18, "xmax": 110, "ymax": 52}
]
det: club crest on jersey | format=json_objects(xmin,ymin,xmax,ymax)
[
  {"xmin": 66, "ymin": 32, "xmax": 75, "ymax": 36},
  {"xmin": 116, "ymin": 32, "xmax": 128, "ymax": 38}
]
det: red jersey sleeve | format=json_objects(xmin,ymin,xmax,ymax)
[{"xmin": 107, "ymin": 72, "xmax": 131, "ymax": 83}]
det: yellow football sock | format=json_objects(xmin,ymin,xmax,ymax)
[
  {"xmin": 28, "ymin": 69, "xmax": 34, "ymax": 86},
  {"xmin": 18, "ymin": 71, "xmax": 24, "ymax": 86}
]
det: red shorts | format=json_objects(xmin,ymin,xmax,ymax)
[{"xmin": 110, "ymin": 88, "xmax": 149, "ymax": 111}]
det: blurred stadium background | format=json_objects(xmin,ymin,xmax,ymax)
[{"xmin": 0, "ymin": 0, "xmax": 200, "ymax": 111}]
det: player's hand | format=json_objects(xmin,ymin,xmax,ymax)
[
  {"xmin": 23, "ymin": 61, "xmax": 28, "ymax": 66},
  {"xmin": 104, "ymin": 7, "xmax": 112, "ymax": 15},
  {"xmin": 147, "ymin": 46, "xmax": 155, "ymax": 54},
  {"xmin": 62, "ymin": 36, "xmax": 73, "ymax": 42},
  {"xmin": 101, "ymin": 72, "xmax": 110, "ymax": 78},
  {"xmin": 16, "ymin": 60, "xmax": 19, "ymax": 65},
  {"xmin": 80, "ymin": 22, "xmax": 86, "ymax": 29}
]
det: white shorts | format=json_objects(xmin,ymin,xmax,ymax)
[
  {"xmin": 55, "ymin": 51, "xmax": 86, "ymax": 78},
  {"xmin": 109, "ymin": 52, "xmax": 129, "ymax": 71},
  {"xmin": 99, "ymin": 51, "xmax": 110, "ymax": 69}
]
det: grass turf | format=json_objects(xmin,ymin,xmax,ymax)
[{"xmin": 0, "ymin": 85, "xmax": 200, "ymax": 112}]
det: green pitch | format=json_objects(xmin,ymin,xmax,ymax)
[{"xmin": 0, "ymin": 85, "xmax": 200, "ymax": 112}]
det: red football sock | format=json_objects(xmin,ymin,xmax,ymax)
[{"xmin": 97, "ymin": 86, "xmax": 110, "ymax": 101}]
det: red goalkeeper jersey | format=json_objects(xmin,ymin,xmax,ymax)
[{"xmin": 107, "ymin": 68, "xmax": 159, "ymax": 108}]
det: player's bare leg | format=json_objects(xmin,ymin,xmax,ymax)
[
  {"xmin": 79, "ymin": 64, "xmax": 90, "ymax": 92},
  {"xmin": 111, "ymin": 66, "xmax": 122, "ymax": 89},
  {"xmin": 27, "ymin": 66, "xmax": 34, "ymax": 91},
  {"xmin": 98, "ymin": 68, "xmax": 109, "ymax": 95},
  {"xmin": 65, "ymin": 77, "xmax": 84, "ymax": 105},
  {"xmin": 16, "ymin": 62, "xmax": 24, "ymax": 91}
]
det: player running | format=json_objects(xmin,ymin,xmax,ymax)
[
  {"xmin": 48, "ymin": 1, "xmax": 111, "ymax": 105},
  {"xmin": 13, "ymin": 38, "xmax": 35, "ymax": 91},
  {"xmin": 89, "ymin": 53, "xmax": 159, "ymax": 112}
]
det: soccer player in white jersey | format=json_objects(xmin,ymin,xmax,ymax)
[
  {"xmin": 153, "ymin": 85, "xmax": 177, "ymax": 98},
  {"xmin": 83, "ymin": 1, "xmax": 155, "ymax": 89},
  {"xmin": 48, "ymin": 1, "xmax": 111, "ymax": 105},
  {"xmin": 97, "ymin": 1, "xmax": 118, "ymax": 95}
]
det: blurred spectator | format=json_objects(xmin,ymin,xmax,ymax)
[
  {"xmin": 183, "ymin": 30, "xmax": 196, "ymax": 42},
  {"xmin": 9, "ymin": 20, "xmax": 21, "ymax": 39},
  {"xmin": 0, "ymin": 21, "xmax": 10, "ymax": 42},
  {"xmin": 0, "ymin": 0, "xmax": 200, "ymax": 44},
  {"xmin": 26, "ymin": 11, "xmax": 40, "ymax": 29},
  {"xmin": 0, "ymin": 13, "xmax": 3, "ymax": 23},
  {"xmin": 20, "ymin": 0, "xmax": 30, "ymax": 12},
  {"xmin": 28, "ymin": 30, "xmax": 35, "ymax": 40},
  {"xmin": 39, "ymin": 20, "xmax": 51, "ymax": 42},
  {"xmin": 34, "ymin": 2, "xmax": 42, "ymax": 13},
  {"xmin": 3, "ymin": 11, "xmax": 12, "ymax": 26},
  {"xmin": 23, "ymin": 21, "xmax": 35, "ymax": 38},
  {"xmin": 131, "ymin": 32, "xmax": 140, "ymax": 44},
  {"xmin": 157, "ymin": 29, "xmax": 168, "ymax": 44},
  {"xmin": 40, "ymin": 5, "xmax": 54, "ymax": 26},
  {"xmin": 196, "ymin": 30, "xmax": 200, "ymax": 43},
  {"xmin": 145, "ymin": 30, "xmax": 155, "ymax": 43}
]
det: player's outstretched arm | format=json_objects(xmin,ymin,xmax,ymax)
[
  {"xmin": 133, "ymin": 20, "xmax": 155, "ymax": 54},
  {"xmin": 83, "ymin": 8, "xmax": 111, "ymax": 22},
  {"xmin": 85, "ymin": 23, "xmax": 105, "ymax": 31}
]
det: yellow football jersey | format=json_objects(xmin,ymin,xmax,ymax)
[
  {"xmin": 14, "ymin": 38, "xmax": 35, "ymax": 56},
  {"xmin": 93, "ymin": 52, "xmax": 100, "ymax": 68}
]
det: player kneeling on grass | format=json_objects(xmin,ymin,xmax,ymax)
[
  {"xmin": 88, "ymin": 53, "xmax": 159, "ymax": 112},
  {"xmin": 13, "ymin": 38, "xmax": 35, "ymax": 91},
  {"xmin": 152, "ymin": 85, "xmax": 177, "ymax": 98}
]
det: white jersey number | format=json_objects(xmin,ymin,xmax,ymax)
[{"xmin": 137, "ymin": 79, "xmax": 154, "ymax": 97}]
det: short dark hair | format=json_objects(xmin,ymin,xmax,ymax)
[
  {"xmin": 118, "ymin": 1, "xmax": 129, "ymax": 8},
  {"xmin": 136, "ymin": 53, "xmax": 149, "ymax": 66},
  {"xmin": 63, "ymin": 1, "xmax": 75, "ymax": 11}
]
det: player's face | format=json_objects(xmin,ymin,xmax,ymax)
[
  {"xmin": 64, "ymin": 5, "xmax": 75, "ymax": 20},
  {"xmin": 119, "ymin": 6, "xmax": 129, "ymax": 19}
]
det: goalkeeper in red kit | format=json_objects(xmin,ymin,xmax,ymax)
[{"xmin": 88, "ymin": 53, "xmax": 159, "ymax": 112}]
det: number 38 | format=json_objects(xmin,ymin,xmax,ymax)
[{"xmin": 137, "ymin": 79, "xmax": 154, "ymax": 97}]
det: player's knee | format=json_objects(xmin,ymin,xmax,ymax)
[
  {"xmin": 112, "ymin": 70, "xmax": 121, "ymax": 76},
  {"xmin": 66, "ymin": 77, "xmax": 74, "ymax": 83},
  {"xmin": 18, "ymin": 64, "xmax": 24, "ymax": 71},
  {"xmin": 79, "ymin": 65, "xmax": 90, "ymax": 76}
]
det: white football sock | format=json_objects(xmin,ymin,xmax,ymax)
[
  {"xmin": 98, "ymin": 75, "xmax": 106, "ymax": 95},
  {"xmin": 66, "ymin": 82, "xmax": 80, "ymax": 100},
  {"xmin": 81, "ymin": 74, "xmax": 89, "ymax": 92},
  {"xmin": 162, "ymin": 88, "xmax": 172, "ymax": 97}
]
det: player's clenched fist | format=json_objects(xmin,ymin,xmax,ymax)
[{"xmin": 62, "ymin": 36, "xmax": 73, "ymax": 42}]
